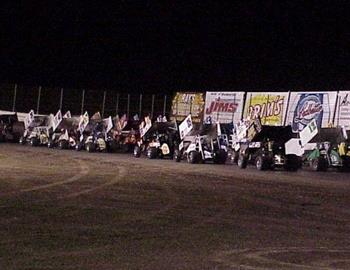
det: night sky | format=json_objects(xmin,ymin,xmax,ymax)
[{"xmin": 2, "ymin": 2, "xmax": 350, "ymax": 93}]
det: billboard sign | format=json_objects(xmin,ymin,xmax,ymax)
[
  {"xmin": 243, "ymin": 92, "xmax": 289, "ymax": 126},
  {"xmin": 170, "ymin": 92, "xmax": 204, "ymax": 123},
  {"xmin": 287, "ymin": 92, "xmax": 337, "ymax": 132},
  {"xmin": 203, "ymin": 91, "xmax": 244, "ymax": 124}
]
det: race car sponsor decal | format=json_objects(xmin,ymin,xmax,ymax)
[
  {"xmin": 203, "ymin": 92, "xmax": 245, "ymax": 124},
  {"xmin": 243, "ymin": 92, "xmax": 289, "ymax": 126},
  {"xmin": 170, "ymin": 92, "xmax": 204, "ymax": 123},
  {"xmin": 179, "ymin": 114, "xmax": 193, "ymax": 140}
]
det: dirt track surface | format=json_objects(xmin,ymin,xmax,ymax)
[{"xmin": 1, "ymin": 144, "xmax": 350, "ymax": 270}]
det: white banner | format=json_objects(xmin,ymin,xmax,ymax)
[
  {"xmin": 286, "ymin": 91, "xmax": 337, "ymax": 132},
  {"xmin": 243, "ymin": 92, "xmax": 289, "ymax": 126},
  {"xmin": 52, "ymin": 110, "xmax": 63, "ymax": 131},
  {"xmin": 203, "ymin": 92, "xmax": 245, "ymax": 124},
  {"xmin": 335, "ymin": 91, "xmax": 350, "ymax": 129},
  {"xmin": 179, "ymin": 114, "xmax": 193, "ymax": 140}
]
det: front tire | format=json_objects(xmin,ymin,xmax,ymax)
[
  {"xmin": 255, "ymin": 155, "xmax": 270, "ymax": 171},
  {"xmin": 30, "ymin": 137, "xmax": 39, "ymax": 147},
  {"xmin": 188, "ymin": 151, "xmax": 200, "ymax": 164},
  {"xmin": 85, "ymin": 142, "xmax": 95, "ymax": 152},
  {"xmin": 173, "ymin": 149, "xmax": 181, "ymax": 162},
  {"xmin": 147, "ymin": 147, "xmax": 158, "ymax": 159}
]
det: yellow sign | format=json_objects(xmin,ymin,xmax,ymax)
[
  {"xmin": 170, "ymin": 92, "xmax": 204, "ymax": 123},
  {"xmin": 244, "ymin": 93, "xmax": 288, "ymax": 126}
]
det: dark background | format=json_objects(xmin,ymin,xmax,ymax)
[{"xmin": 1, "ymin": 1, "xmax": 350, "ymax": 109}]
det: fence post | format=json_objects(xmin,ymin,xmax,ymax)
[
  {"xmin": 163, "ymin": 95, "xmax": 167, "ymax": 116},
  {"xmin": 116, "ymin": 93, "xmax": 119, "ymax": 116},
  {"xmin": 139, "ymin": 94, "xmax": 142, "ymax": 117},
  {"xmin": 127, "ymin": 94, "xmax": 130, "ymax": 118},
  {"xmin": 102, "ymin": 91, "xmax": 106, "ymax": 117},
  {"xmin": 12, "ymin": 84, "xmax": 17, "ymax": 111},
  {"xmin": 151, "ymin": 94, "xmax": 155, "ymax": 119},
  {"xmin": 81, "ymin": 89, "xmax": 85, "ymax": 115},
  {"xmin": 36, "ymin": 86, "xmax": 42, "ymax": 114},
  {"xmin": 59, "ymin": 88, "xmax": 64, "ymax": 110}
]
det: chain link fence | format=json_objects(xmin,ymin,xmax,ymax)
[{"xmin": 0, "ymin": 83, "xmax": 172, "ymax": 120}]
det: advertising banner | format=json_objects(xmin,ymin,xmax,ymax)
[
  {"xmin": 203, "ymin": 91, "xmax": 245, "ymax": 124},
  {"xmin": 335, "ymin": 91, "xmax": 350, "ymax": 129},
  {"xmin": 286, "ymin": 91, "xmax": 337, "ymax": 132},
  {"xmin": 243, "ymin": 92, "xmax": 289, "ymax": 126},
  {"xmin": 170, "ymin": 92, "xmax": 204, "ymax": 123},
  {"xmin": 179, "ymin": 114, "xmax": 193, "ymax": 140}
]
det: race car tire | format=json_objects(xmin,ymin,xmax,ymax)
[
  {"xmin": 85, "ymin": 142, "xmax": 95, "ymax": 152},
  {"xmin": 58, "ymin": 140, "xmax": 69, "ymax": 150},
  {"xmin": 173, "ymin": 149, "xmax": 181, "ymax": 162},
  {"xmin": 230, "ymin": 150, "xmax": 239, "ymax": 164},
  {"xmin": 284, "ymin": 154, "xmax": 300, "ymax": 171},
  {"xmin": 255, "ymin": 155, "xmax": 269, "ymax": 171},
  {"xmin": 214, "ymin": 149, "xmax": 228, "ymax": 164},
  {"xmin": 19, "ymin": 136, "xmax": 25, "ymax": 145},
  {"xmin": 47, "ymin": 139, "xmax": 55, "ymax": 148},
  {"xmin": 133, "ymin": 145, "xmax": 141, "ymax": 158},
  {"xmin": 188, "ymin": 151, "xmax": 200, "ymax": 164},
  {"xmin": 237, "ymin": 154, "xmax": 248, "ymax": 169},
  {"xmin": 30, "ymin": 137, "xmax": 39, "ymax": 147},
  {"xmin": 310, "ymin": 157, "xmax": 328, "ymax": 171},
  {"xmin": 147, "ymin": 147, "xmax": 158, "ymax": 159}
]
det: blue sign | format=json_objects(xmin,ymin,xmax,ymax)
[{"xmin": 292, "ymin": 94, "xmax": 324, "ymax": 132}]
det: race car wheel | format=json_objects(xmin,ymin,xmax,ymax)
[
  {"xmin": 214, "ymin": 149, "xmax": 228, "ymax": 164},
  {"xmin": 237, "ymin": 154, "xmax": 248, "ymax": 169},
  {"xmin": 255, "ymin": 155, "xmax": 270, "ymax": 170},
  {"xmin": 19, "ymin": 136, "xmax": 26, "ymax": 145},
  {"xmin": 47, "ymin": 139, "xmax": 54, "ymax": 148},
  {"xmin": 75, "ymin": 142, "xmax": 83, "ymax": 151},
  {"xmin": 85, "ymin": 142, "xmax": 96, "ymax": 152},
  {"xmin": 188, "ymin": 151, "xmax": 200, "ymax": 164},
  {"xmin": 173, "ymin": 149, "xmax": 181, "ymax": 162},
  {"xmin": 133, "ymin": 145, "xmax": 141, "ymax": 158},
  {"xmin": 147, "ymin": 147, "xmax": 158, "ymax": 159},
  {"xmin": 230, "ymin": 150, "xmax": 239, "ymax": 164},
  {"xmin": 30, "ymin": 137, "xmax": 39, "ymax": 147},
  {"xmin": 310, "ymin": 157, "xmax": 327, "ymax": 171},
  {"xmin": 284, "ymin": 154, "xmax": 300, "ymax": 171},
  {"xmin": 58, "ymin": 140, "xmax": 69, "ymax": 150}
]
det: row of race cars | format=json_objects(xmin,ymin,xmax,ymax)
[{"xmin": 1, "ymin": 109, "xmax": 350, "ymax": 172}]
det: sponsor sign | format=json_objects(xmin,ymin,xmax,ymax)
[
  {"xmin": 79, "ymin": 111, "xmax": 89, "ymax": 133},
  {"xmin": 287, "ymin": 92, "xmax": 337, "ymax": 132},
  {"xmin": 171, "ymin": 92, "xmax": 204, "ymax": 123},
  {"xmin": 204, "ymin": 92, "xmax": 245, "ymax": 124},
  {"xmin": 24, "ymin": 110, "xmax": 35, "ymax": 129},
  {"xmin": 52, "ymin": 110, "xmax": 63, "ymax": 131},
  {"xmin": 243, "ymin": 92, "xmax": 289, "ymax": 126},
  {"xmin": 335, "ymin": 91, "xmax": 350, "ymax": 129},
  {"xmin": 179, "ymin": 114, "xmax": 193, "ymax": 140}
]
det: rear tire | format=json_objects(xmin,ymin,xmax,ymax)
[
  {"xmin": 58, "ymin": 139, "xmax": 69, "ymax": 150},
  {"xmin": 255, "ymin": 155, "xmax": 269, "ymax": 171},
  {"xmin": 19, "ymin": 136, "xmax": 25, "ymax": 145},
  {"xmin": 173, "ymin": 149, "xmax": 181, "ymax": 162},
  {"xmin": 85, "ymin": 142, "xmax": 95, "ymax": 152},
  {"xmin": 133, "ymin": 145, "xmax": 141, "ymax": 158},
  {"xmin": 230, "ymin": 150, "xmax": 239, "ymax": 164},
  {"xmin": 47, "ymin": 139, "xmax": 55, "ymax": 148},
  {"xmin": 188, "ymin": 151, "xmax": 200, "ymax": 164},
  {"xmin": 237, "ymin": 154, "xmax": 248, "ymax": 169},
  {"xmin": 147, "ymin": 147, "xmax": 158, "ymax": 159},
  {"xmin": 30, "ymin": 137, "xmax": 39, "ymax": 147},
  {"xmin": 284, "ymin": 154, "xmax": 300, "ymax": 171},
  {"xmin": 310, "ymin": 156, "xmax": 327, "ymax": 171},
  {"xmin": 214, "ymin": 149, "xmax": 227, "ymax": 164}
]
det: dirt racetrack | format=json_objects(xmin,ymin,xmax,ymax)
[{"xmin": 1, "ymin": 143, "xmax": 350, "ymax": 270}]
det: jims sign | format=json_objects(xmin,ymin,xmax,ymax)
[
  {"xmin": 287, "ymin": 92, "xmax": 337, "ymax": 132},
  {"xmin": 243, "ymin": 92, "xmax": 289, "ymax": 126},
  {"xmin": 203, "ymin": 92, "xmax": 244, "ymax": 123}
]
